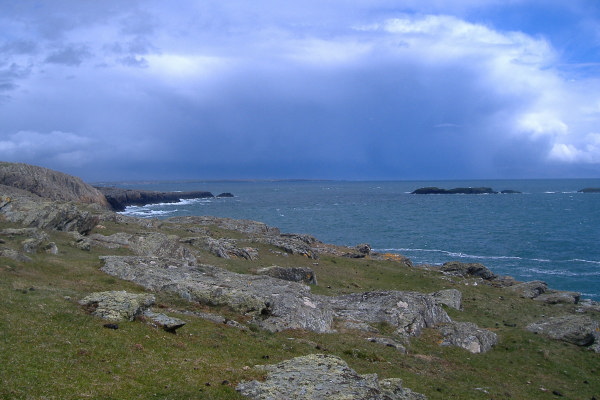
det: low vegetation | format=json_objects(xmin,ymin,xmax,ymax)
[{"xmin": 1, "ymin": 212, "xmax": 598, "ymax": 400}]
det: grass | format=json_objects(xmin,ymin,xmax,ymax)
[{"xmin": 0, "ymin": 218, "xmax": 599, "ymax": 399}]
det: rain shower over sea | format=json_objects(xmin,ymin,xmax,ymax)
[{"xmin": 109, "ymin": 179, "xmax": 600, "ymax": 301}]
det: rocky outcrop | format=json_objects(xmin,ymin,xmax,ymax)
[
  {"xmin": 325, "ymin": 291, "xmax": 451, "ymax": 337},
  {"xmin": 95, "ymin": 187, "xmax": 215, "ymax": 211},
  {"xmin": 79, "ymin": 290, "xmax": 186, "ymax": 332},
  {"xmin": 430, "ymin": 289, "xmax": 462, "ymax": 310},
  {"xmin": 0, "ymin": 194, "xmax": 99, "ymax": 234},
  {"xmin": 439, "ymin": 261, "xmax": 497, "ymax": 280},
  {"xmin": 506, "ymin": 280, "xmax": 548, "ymax": 299},
  {"xmin": 534, "ymin": 290, "xmax": 580, "ymax": 304},
  {"xmin": 0, "ymin": 162, "xmax": 109, "ymax": 208},
  {"xmin": 100, "ymin": 256, "xmax": 334, "ymax": 333},
  {"xmin": 236, "ymin": 354, "xmax": 427, "ymax": 400},
  {"xmin": 142, "ymin": 310, "xmax": 186, "ymax": 333},
  {"xmin": 256, "ymin": 265, "xmax": 317, "ymax": 285},
  {"xmin": 438, "ymin": 321, "xmax": 498, "ymax": 353},
  {"xmin": 526, "ymin": 315, "xmax": 600, "ymax": 351},
  {"xmin": 411, "ymin": 187, "xmax": 497, "ymax": 194},
  {"xmin": 167, "ymin": 215, "xmax": 280, "ymax": 236},
  {"xmin": 201, "ymin": 237, "xmax": 258, "ymax": 260},
  {"xmin": 578, "ymin": 187, "xmax": 600, "ymax": 193},
  {"xmin": 261, "ymin": 233, "xmax": 321, "ymax": 259},
  {"xmin": 79, "ymin": 291, "xmax": 155, "ymax": 322}
]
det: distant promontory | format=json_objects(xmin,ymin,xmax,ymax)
[
  {"xmin": 95, "ymin": 187, "xmax": 219, "ymax": 212},
  {"xmin": 578, "ymin": 188, "xmax": 600, "ymax": 193}
]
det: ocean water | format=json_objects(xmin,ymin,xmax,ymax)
[{"xmin": 106, "ymin": 179, "xmax": 600, "ymax": 301}]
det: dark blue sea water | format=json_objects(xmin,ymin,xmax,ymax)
[{"xmin": 104, "ymin": 179, "xmax": 600, "ymax": 301}]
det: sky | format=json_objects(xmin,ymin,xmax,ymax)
[{"xmin": 1, "ymin": 0, "xmax": 600, "ymax": 181}]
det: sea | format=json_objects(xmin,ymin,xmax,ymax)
[{"xmin": 100, "ymin": 179, "xmax": 600, "ymax": 301}]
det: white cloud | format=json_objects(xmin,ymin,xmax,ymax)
[{"xmin": 0, "ymin": 131, "xmax": 96, "ymax": 166}]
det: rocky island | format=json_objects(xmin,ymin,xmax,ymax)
[
  {"xmin": 411, "ymin": 186, "xmax": 522, "ymax": 194},
  {"xmin": 0, "ymin": 162, "xmax": 598, "ymax": 399}
]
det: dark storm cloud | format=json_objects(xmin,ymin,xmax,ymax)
[{"xmin": 0, "ymin": 0, "xmax": 599, "ymax": 180}]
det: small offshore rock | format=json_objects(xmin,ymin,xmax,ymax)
[
  {"xmin": 507, "ymin": 280, "xmax": 548, "ymax": 299},
  {"xmin": 79, "ymin": 291, "xmax": 155, "ymax": 322},
  {"xmin": 438, "ymin": 321, "xmax": 498, "ymax": 353},
  {"xmin": 236, "ymin": 354, "xmax": 426, "ymax": 400},
  {"xmin": 256, "ymin": 265, "xmax": 317, "ymax": 285},
  {"xmin": 216, "ymin": 192, "xmax": 234, "ymax": 198}
]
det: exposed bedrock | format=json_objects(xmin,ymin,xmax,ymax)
[
  {"xmin": 94, "ymin": 186, "xmax": 216, "ymax": 211},
  {"xmin": 0, "ymin": 162, "xmax": 110, "ymax": 208},
  {"xmin": 0, "ymin": 193, "xmax": 99, "ymax": 234},
  {"xmin": 99, "ymin": 256, "xmax": 455, "ymax": 337},
  {"xmin": 236, "ymin": 354, "xmax": 427, "ymax": 400}
]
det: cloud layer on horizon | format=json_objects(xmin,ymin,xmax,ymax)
[{"xmin": 1, "ymin": 0, "xmax": 599, "ymax": 180}]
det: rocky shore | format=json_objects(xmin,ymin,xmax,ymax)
[
  {"xmin": 94, "ymin": 186, "xmax": 218, "ymax": 211},
  {"xmin": 0, "ymin": 162, "xmax": 598, "ymax": 399}
]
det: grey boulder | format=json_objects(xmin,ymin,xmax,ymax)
[{"xmin": 236, "ymin": 354, "xmax": 426, "ymax": 400}]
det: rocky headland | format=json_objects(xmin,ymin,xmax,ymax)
[
  {"xmin": 95, "ymin": 186, "xmax": 222, "ymax": 211},
  {"xmin": 0, "ymin": 162, "xmax": 598, "ymax": 399},
  {"xmin": 579, "ymin": 187, "xmax": 600, "ymax": 193}
]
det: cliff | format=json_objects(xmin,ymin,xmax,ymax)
[{"xmin": 95, "ymin": 186, "xmax": 214, "ymax": 211}]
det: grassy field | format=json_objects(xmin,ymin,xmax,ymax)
[{"xmin": 0, "ymin": 218, "xmax": 598, "ymax": 399}]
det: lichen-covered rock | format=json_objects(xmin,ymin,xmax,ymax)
[
  {"xmin": 507, "ymin": 280, "xmax": 548, "ymax": 299},
  {"xmin": 166, "ymin": 215, "xmax": 280, "ymax": 236},
  {"xmin": 533, "ymin": 290, "xmax": 580, "ymax": 304},
  {"xmin": 79, "ymin": 291, "xmax": 155, "ymax": 322},
  {"xmin": 143, "ymin": 310, "xmax": 186, "ymax": 333},
  {"xmin": 262, "ymin": 233, "xmax": 321, "ymax": 259},
  {"xmin": 438, "ymin": 321, "xmax": 498, "ymax": 353},
  {"xmin": 325, "ymin": 291, "xmax": 451, "ymax": 336},
  {"xmin": 0, "ymin": 194, "xmax": 99, "ymax": 234},
  {"xmin": 127, "ymin": 233, "xmax": 196, "ymax": 263},
  {"xmin": 256, "ymin": 265, "xmax": 317, "ymax": 285},
  {"xmin": 430, "ymin": 289, "xmax": 462, "ymax": 310},
  {"xmin": 203, "ymin": 237, "xmax": 258, "ymax": 260},
  {"xmin": 440, "ymin": 261, "xmax": 496, "ymax": 280},
  {"xmin": 88, "ymin": 232, "xmax": 132, "ymax": 249},
  {"xmin": 0, "ymin": 249, "xmax": 32, "ymax": 262},
  {"xmin": 100, "ymin": 256, "xmax": 334, "ymax": 333},
  {"xmin": 236, "ymin": 354, "xmax": 426, "ymax": 400},
  {"xmin": 526, "ymin": 315, "xmax": 600, "ymax": 350}
]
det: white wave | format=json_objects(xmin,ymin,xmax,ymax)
[
  {"xmin": 525, "ymin": 267, "xmax": 600, "ymax": 277},
  {"xmin": 570, "ymin": 258, "xmax": 600, "ymax": 265},
  {"xmin": 119, "ymin": 208, "xmax": 176, "ymax": 217}
]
